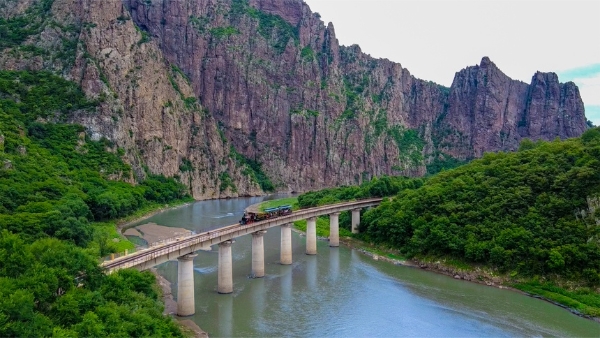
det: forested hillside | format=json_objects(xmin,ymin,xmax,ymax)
[
  {"xmin": 361, "ymin": 130, "xmax": 600, "ymax": 282},
  {"xmin": 0, "ymin": 71, "xmax": 186, "ymax": 336},
  {"xmin": 297, "ymin": 130, "xmax": 600, "ymax": 316}
]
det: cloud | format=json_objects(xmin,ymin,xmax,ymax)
[
  {"xmin": 556, "ymin": 66, "xmax": 600, "ymax": 123},
  {"xmin": 557, "ymin": 64, "xmax": 600, "ymax": 81},
  {"xmin": 586, "ymin": 105, "xmax": 600, "ymax": 126}
]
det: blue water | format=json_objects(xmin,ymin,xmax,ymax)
[{"xmin": 131, "ymin": 196, "xmax": 600, "ymax": 337}]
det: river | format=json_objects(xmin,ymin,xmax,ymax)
[{"xmin": 127, "ymin": 195, "xmax": 600, "ymax": 337}]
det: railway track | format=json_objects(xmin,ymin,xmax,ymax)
[{"xmin": 102, "ymin": 198, "xmax": 382, "ymax": 271}]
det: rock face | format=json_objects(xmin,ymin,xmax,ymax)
[
  {"xmin": 0, "ymin": 0, "xmax": 588, "ymax": 196},
  {"xmin": 439, "ymin": 57, "xmax": 586, "ymax": 159},
  {"xmin": 0, "ymin": 0, "xmax": 262, "ymax": 199}
]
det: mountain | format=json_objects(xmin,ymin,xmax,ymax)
[{"xmin": 0, "ymin": 0, "xmax": 588, "ymax": 198}]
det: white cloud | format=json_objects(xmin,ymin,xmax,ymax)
[
  {"xmin": 303, "ymin": 0, "xmax": 600, "ymax": 119},
  {"xmin": 576, "ymin": 76, "xmax": 600, "ymax": 105}
]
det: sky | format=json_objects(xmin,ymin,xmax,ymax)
[{"xmin": 302, "ymin": 0, "xmax": 600, "ymax": 125}]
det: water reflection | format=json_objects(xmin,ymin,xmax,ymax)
[
  {"xmin": 250, "ymin": 277, "xmax": 265, "ymax": 318},
  {"xmin": 329, "ymin": 247, "xmax": 339, "ymax": 281},
  {"xmin": 279, "ymin": 264, "xmax": 292, "ymax": 302},
  {"xmin": 217, "ymin": 294, "xmax": 233, "ymax": 337},
  {"xmin": 306, "ymin": 255, "xmax": 317, "ymax": 289}
]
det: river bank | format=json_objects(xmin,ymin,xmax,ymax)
[
  {"xmin": 117, "ymin": 200, "xmax": 195, "ymax": 232},
  {"xmin": 106, "ymin": 199, "xmax": 210, "ymax": 337},
  {"xmin": 150, "ymin": 268, "xmax": 208, "ymax": 338},
  {"xmin": 337, "ymin": 236, "xmax": 600, "ymax": 323},
  {"xmin": 129, "ymin": 201, "xmax": 596, "ymax": 336},
  {"xmin": 245, "ymin": 200, "xmax": 600, "ymax": 322}
]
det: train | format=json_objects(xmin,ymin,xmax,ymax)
[{"xmin": 239, "ymin": 205, "xmax": 293, "ymax": 225}]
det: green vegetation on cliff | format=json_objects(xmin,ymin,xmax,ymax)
[
  {"xmin": 0, "ymin": 71, "xmax": 188, "ymax": 336},
  {"xmin": 230, "ymin": 147, "xmax": 275, "ymax": 192},
  {"xmin": 0, "ymin": 0, "xmax": 54, "ymax": 50},
  {"xmin": 230, "ymin": 0, "xmax": 299, "ymax": 53}
]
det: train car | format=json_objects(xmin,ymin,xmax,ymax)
[
  {"xmin": 254, "ymin": 211, "xmax": 268, "ymax": 221},
  {"xmin": 264, "ymin": 207, "xmax": 280, "ymax": 218},
  {"xmin": 239, "ymin": 205, "xmax": 294, "ymax": 225},
  {"xmin": 239, "ymin": 211, "xmax": 269, "ymax": 224},
  {"xmin": 277, "ymin": 205, "xmax": 292, "ymax": 216}
]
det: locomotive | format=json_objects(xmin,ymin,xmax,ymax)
[{"xmin": 239, "ymin": 205, "xmax": 293, "ymax": 225}]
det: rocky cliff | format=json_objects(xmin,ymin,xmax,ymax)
[
  {"xmin": 0, "ymin": 0, "xmax": 588, "ymax": 196},
  {"xmin": 0, "ymin": 0, "xmax": 262, "ymax": 199},
  {"xmin": 439, "ymin": 57, "xmax": 586, "ymax": 159}
]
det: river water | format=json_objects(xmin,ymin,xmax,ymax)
[{"xmin": 128, "ymin": 195, "xmax": 600, "ymax": 337}]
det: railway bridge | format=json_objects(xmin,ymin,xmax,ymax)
[{"xmin": 101, "ymin": 198, "xmax": 382, "ymax": 316}]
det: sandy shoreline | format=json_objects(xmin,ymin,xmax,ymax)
[
  {"xmin": 124, "ymin": 222, "xmax": 193, "ymax": 246},
  {"xmin": 118, "ymin": 201, "xmax": 194, "ymax": 232},
  {"xmin": 115, "ymin": 201, "xmax": 211, "ymax": 337}
]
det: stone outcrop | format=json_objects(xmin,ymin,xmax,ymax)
[
  {"xmin": 439, "ymin": 57, "xmax": 586, "ymax": 158},
  {"xmin": 123, "ymin": 0, "xmax": 586, "ymax": 191},
  {"xmin": 0, "ymin": 0, "xmax": 588, "ymax": 196},
  {"xmin": 0, "ymin": 0, "xmax": 262, "ymax": 199}
]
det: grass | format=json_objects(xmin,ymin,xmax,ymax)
[
  {"xmin": 259, "ymin": 197, "xmax": 299, "ymax": 211},
  {"xmin": 92, "ymin": 198, "xmax": 194, "ymax": 255},
  {"xmin": 513, "ymin": 281, "xmax": 600, "ymax": 317},
  {"xmin": 94, "ymin": 221, "xmax": 136, "ymax": 252},
  {"xmin": 444, "ymin": 258, "xmax": 473, "ymax": 270}
]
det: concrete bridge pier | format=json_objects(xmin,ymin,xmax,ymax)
[
  {"xmin": 280, "ymin": 224, "xmax": 292, "ymax": 265},
  {"xmin": 177, "ymin": 253, "xmax": 197, "ymax": 316},
  {"xmin": 306, "ymin": 217, "xmax": 317, "ymax": 255},
  {"xmin": 218, "ymin": 240, "xmax": 234, "ymax": 294},
  {"xmin": 252, "ymin": 230, "xmax": 267, "ymax": 278},
  {"xmin": 351, "ymin": 208, "xmax": 361, "ymax": 234},
  {"xmin": 329, "ymin": 212, "xmax": 340, "ymax": 247}
]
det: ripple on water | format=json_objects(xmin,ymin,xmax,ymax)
[{"xmin": 193, "ymin": 266, "xmax": 217, "ymax": 274}]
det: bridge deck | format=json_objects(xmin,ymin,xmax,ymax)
[{"xmin": 102, "ymin": 198, "xmax": 382, "ymax": 273}]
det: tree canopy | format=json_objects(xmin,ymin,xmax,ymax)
[
  {"xmin": 0, "ymin": 70, "xmax": 188, "ymax": 335},
  {"xmin": 360, "ymin": 130, "xmax": 600, "ymax": 283}
]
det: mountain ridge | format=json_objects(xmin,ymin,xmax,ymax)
[{"xmin": 0, "ymin": 0, "xmax": 588, "ymax": 197}]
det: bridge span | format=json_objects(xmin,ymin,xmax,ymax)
[{"xmin": 102, "ymin": 198, "xmax": 382, "ymax": 316}]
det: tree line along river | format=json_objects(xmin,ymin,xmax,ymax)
[{"xmin": 127, "ymin": 195, "xmax": 600, "ymax": 337}]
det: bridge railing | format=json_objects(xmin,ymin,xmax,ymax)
[
  {"xmin": 101, "ymin": 230, "xmax": 196, "ymax": 263},
  {"xmin": 101, "ymin": 247, "xmax": 139, "ymax": 263},
  {"xmin": 102, "ymin": 198, "xmax": 382, "ymax": 270}
]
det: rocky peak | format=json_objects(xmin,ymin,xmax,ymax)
[
  {"xmin": 0, "ymin": 0, "xmax": 589, "ymax": 195},
  {"xmin": 479, "ymin": 56, "xmax": 493, "ymax": 68},
  {"xmin": 522, "ymin": 70, "xmax": 586, "ymax": 139},
  {"xmin": 0, "ymin": 0, "xmax": 34, "ymax": 18}
]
